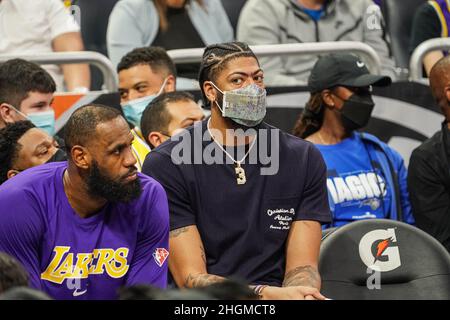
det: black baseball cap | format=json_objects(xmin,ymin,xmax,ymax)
[{"xmin": 308, "ymin": 53, "xmax": 391, "ymax": 93}]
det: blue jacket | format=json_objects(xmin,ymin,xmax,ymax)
[{"xmin": 324, "ymin": 132, "xmax": 414, "ymax": 228}]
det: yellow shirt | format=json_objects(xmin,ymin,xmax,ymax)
[{"xmin": 131, "ymin": 127, "xmax": 151, "ymax": 172}]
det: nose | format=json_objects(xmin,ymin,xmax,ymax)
[{"xmin": 122, "ymin": 144, "xmax": 137, "ymax": 169}]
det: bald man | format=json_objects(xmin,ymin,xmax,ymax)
[{"xmin": 408, "ymin": 56, "xmax": 450, "ymax": 253}]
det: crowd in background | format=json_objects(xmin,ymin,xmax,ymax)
[{"xmin": 0, "ymin": 0, "xmax": 449, "ymax": 300}]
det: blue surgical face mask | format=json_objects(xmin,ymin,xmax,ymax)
[
  {"xmin": 121, "ymin": 78, "xmax": 168, "ymax": 128},
  {"xmin": 8, "ymin": 104, "xmax": 56, "ymax": 136}
]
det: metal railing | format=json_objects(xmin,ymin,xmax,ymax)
[
  {"xmin": 409, "ymin": 38, "xmax": 450, "ymax": 83},
  {"xmin": 168, "ymin": 41, "xmax": 382, "ymax": 75},
  {"xmin": 0, "ymin": 51, "xmax": 118, "ymax": 92}
]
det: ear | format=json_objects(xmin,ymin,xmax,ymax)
[
  {"xmin": 6, "ymin": 169, "xmax": 20, "ymax": 180},
  {"xmin": 70, "ymin": 145, "xmax": 91, "ymax": 170},
  {"xmin": 0, "ymin": 103, "xmax": 18, "ymax": 125},
  {"xmin": 321, "ymin": 90, "xmax": 336, "ymax": 110},
  {"xmin": 203, "ymin": 81, "xmax": 217, "ymax": 106},
  {"xmin": 148, "ymin": 132, "xmax": 167, "ymax": 149},
  {"xmin": 445, "ymin": 85, "xmax": 450, "ymax": 103},
  {"xmin": 165, "ymin": 75, "xmax": 176, "ymax": 92}
]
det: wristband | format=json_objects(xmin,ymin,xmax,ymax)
[{"xmin": 253, "ymin": 284, "xmax": 268, "ymax": 299}]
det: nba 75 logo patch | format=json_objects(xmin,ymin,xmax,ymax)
[{"xmin": 153, "ymin": 248, "xmax": 169, "ymax": 267}]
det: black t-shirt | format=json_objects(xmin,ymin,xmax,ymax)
[
  {"xmin": 408, "ymin": 126, "xmax": 450, "ymax": 253},
  {"xmin": 409, "ymin": 3, "xmax": 441, "ymax": 54},
  {"xmin": 142, "ymin": 120, "xmax": 331, "ymax": 286},
  {"xmin": 152, "ymin": 6, "xmax": 204, "ymax": 79}
]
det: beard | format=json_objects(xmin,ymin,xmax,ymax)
[{"xmin": 86, "ymin": 161, "xmax": 142, "ymax": 203}]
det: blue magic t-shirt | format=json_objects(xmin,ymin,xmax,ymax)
[{"xmin": 315, "ymin": 133, "xmax": 392, "ymax": 228}]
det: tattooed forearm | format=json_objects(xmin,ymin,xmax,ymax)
[
  {"xmin": 283, "ymin": 265, "xmax": 321, "ymax": 289},
  {"xmin": 200, "ymin": 246, "xmax": 206, "ymax": 263},
  {"xmin": 170, "ymin": 227, "xmax": 190, "ymax": 238},
  {"xmin": 184, "ymin": 273, "xmax": 225, "ymax": 288}
]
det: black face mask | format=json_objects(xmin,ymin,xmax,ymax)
[
  {"xmin": 46, "ymin": 148, "xmax": 68, "ymax": 163},
  {"xmin": 339, "ymin": 93, "xmax": 375, "ymax": 132}
]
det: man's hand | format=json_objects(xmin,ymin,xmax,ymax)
[{"xmin": 260, "ymin": 285, "xmax": 326, "ymax": 300}]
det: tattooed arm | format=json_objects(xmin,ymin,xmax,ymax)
[
  {"xmin": 169, "ymin": 225, "xmax": 225, "ymax": 288},
  {"xmin": 258, "ymin": 220, "xmax": 325, "ymax": 300},
  {"xmin": 283, "ymin": 220, "xmax": 322, "ymax": 290}
]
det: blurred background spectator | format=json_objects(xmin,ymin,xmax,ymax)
[
  {"xmin": 237, "ymin": 0, "xmax": 396, "ymax": 86},
  {"xmin": 140, "ymin": 91, "xmax": 204, "ymax": 149},
  {"xmin": 410, "ymin": 0, "xmax": 449, "ymax": 77},
  {"xmin": 107, "ymin": 0, "xmax": 233, "ymax": 79},
  {"xmin": 0, "ymin": 0, "xmax": 90, "ymax": 92},
  {"xmin": 117, "ymin": 46, "xmax": 178, "ymax": 170},
  {"xmin": 0, "ymin": 59, "xmax": 57, "ymax": 136},
  {"xmin": 0, "ymin": 252, "xmax": 29, "ymax": 294},
  {"xmin": 0, "ymin": 121, "xmax": 67, "ymax": 185}
]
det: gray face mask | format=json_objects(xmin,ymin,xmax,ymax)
[{"xmin": 211, "ymin": 82, "xmax": 267, "ymax": 127}]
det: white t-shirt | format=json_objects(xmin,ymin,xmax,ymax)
[{"xmin": 0, "ymin": 0, "xmax": 80, "ymax": 91}]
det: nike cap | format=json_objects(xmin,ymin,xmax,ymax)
[{"xmin": 308, "ymin": 53, "xmax": 391, "ymax": 93}]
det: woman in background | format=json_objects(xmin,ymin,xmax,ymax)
[
  {"xmin": 107, "ymin": 0, "xmax": 233, "ymax": 79},
  {"xmin": 293, "ymin": 53, "xmax": 414, "ymax": 229}
]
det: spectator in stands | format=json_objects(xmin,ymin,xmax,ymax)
[
  {"xmin": 143, "ymin": 42, "xmax": 331, "ymax": 300},
  {"xmin": 140, "ymin": 91, "xmax": 204, "ymax": 149},
  {"xmin": 117, "ymin": 47, "xmax": 177, "ymax": 170},
  {"xmin": 0, "ymin": 252, "xmax": 29, "ymax": 294},
  {"xmin": 408, "ymin": 56, "xmax": 450, "ymax": 253},
  {"xmin": 0, "ymin": 0, "xmax": 90, "ymax": 92},
  {"xmin": 0, "ymin": 104, "xmax": 169, "ymax": 300},
  {"xmin": 0, "ymin": 59, "xmax": 57, "ymax": 136},
  {"xmin": 237, "ymin": 0, "xmax": 396, "ymax": 86},
  {"xmin": 410, "ymin": 0, "xmax": 449, "ymax": 76},
  {"xmin": 0, "ymin": 121, "xmax": 67, "ymax": 185},
  {"xmin": 293, "ymin": 53, "xmax": 414, "ymax": 228},
  {"xmin": 107, "ymin": 0, "xmax": 233, "ymax": 79}
]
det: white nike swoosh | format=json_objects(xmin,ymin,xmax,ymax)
[{"xmin": 73, "ymin": 289, "xmax": 87, "ymax": 297}]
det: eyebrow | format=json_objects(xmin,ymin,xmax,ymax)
[
  {"xmin": 132, "ymin": 81, "xmax": 149, "ymax": 88},
  {"xmin": 106, "ymin": 135, "xmax": 134, "ymax": 152},
  {"xmin": 229, "ymin": 69, "xmax": 263, "ymax": 77},
  {"xmin": 30, "ymin": 98, "xmax": 54, "ymax": 108}
]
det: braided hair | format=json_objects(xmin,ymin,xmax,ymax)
[
  {"xmin": 292, "ymin": 92, "xmax": 325, "ymax": 139},
  {"xmin": 198, "ymin": 42, "xmax": 258, "ymax": 106}
]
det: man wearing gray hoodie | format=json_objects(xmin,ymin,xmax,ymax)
[{"xmin": 237, "ymin": 0, "xmax": 396, "ymax": 86}]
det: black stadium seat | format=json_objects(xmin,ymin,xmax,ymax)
[
  {"xmin": 73, "ymin": 0, "xmax": 120, "ymax": 90},
  {"xmin": 381, "ymin": 0, "xmax": 426, "ymax": 68},
  {"xmin": 319, "ymin": 219, "xmax": 450, "ymax": 299},
  {"xmin": 221, "ymin": 0, "xmax": 248, "ymax": 35}
]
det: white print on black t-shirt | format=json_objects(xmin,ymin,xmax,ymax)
[
  {"xmin": 327, "ymin": 172, "xmax": 387, "ymax": 205},
  {"xmin": 267, "ymin": 208, "xmax": 295, "ymax": 230},
  {"xmin": 170, "ymin": 124, "xmax": 280, "ymax": 176}
]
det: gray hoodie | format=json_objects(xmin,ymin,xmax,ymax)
[{"xmin": 237, "ymin": 0, "xmax": 396, "ymax": 86}]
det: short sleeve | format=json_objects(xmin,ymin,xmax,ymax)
[
  {"xmin": 46, "ymin": 0, "xmax": 80, "ymax": 40},
  {"xmin": 296, "ymin": 144, "xmax": 332, "ymax": 224},
  {"xmin": 0, "ymin": 187, "xmax": 44, "ymax": 290},
  {"xmin": 142, "ymin": 150, "xmax": 196, "ymax": 231},
  {"xmin": 125, "ymin": 182, "xmax": 169, "ymax": 288}
]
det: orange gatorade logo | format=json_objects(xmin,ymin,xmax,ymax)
[{"xmin": 41, "ymin": 246, "xmax": 130, "ymax": 284}]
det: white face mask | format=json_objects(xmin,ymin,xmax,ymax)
[
  {"xmin": 211, "ymin": 82, "xmax": 267, "ymax": 127},
  {"xmin": 121, "ymin": 78, "xmax": 168, "ymax": 128}
]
